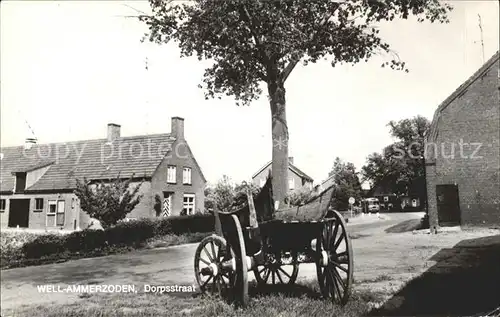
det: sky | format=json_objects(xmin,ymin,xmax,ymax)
[{"xmin": 1, "ymin": 1, "xmax": 499, "ymax": 187}]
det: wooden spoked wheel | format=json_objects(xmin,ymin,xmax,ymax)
[
  {"xmin": 194, "ymin": 235, "xmax": 235, "ymax": 298},
  {"xmin": 253, "ymin": 251, "xmax": 299, "ymax": 285},
  {"xmin": 316, "ymin": 211, "xmax": 354, "ymax": 305},
  {"xmin": 229, "ymin": 214, "xmax": 249, "ymax": 307}
]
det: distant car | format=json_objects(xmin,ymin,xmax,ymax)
[{"xmin": 364, "ymin": 198, "xmax": 380, "ymax": 213}]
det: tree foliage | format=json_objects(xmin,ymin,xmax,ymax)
[
  {"xmin": 362, "ymin": 115, "xmax": 430, "ymax": 197},
  {"xmin": 204, "ymin": 175, "xmax": 235, "ymax": 212},
  {"xmin": 204, "ymin": 175, "xmax": 261, "ymax": 212},
  {"xmin": 74, "ymin": 176, "xmax": 144, "ymax": 229},
  {"xmin": 328, "ymin": 157, "xmax": 362, "ymax": 210},
  {"xmin": 286, "ymin": 186, "xmax": 317, "ymax": 207},
  {"xmin": 140, "ymin": 0, "xmax": 451, "ymax": 204},
  {"xmin": 140, "ymin": 0, "xmax": 451, "ymax": 105}
]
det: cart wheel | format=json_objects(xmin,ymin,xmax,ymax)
[
  {"xmin": 253, "ymin": 251, "xmax": 299, "ymax": 285},
  {"xmin": 316, "ymin": 210, "xmax": 354, "ymax": 305},
  {"xmin": 230, "ymin": 214, "xmax": 249, "ymax": 307},
  {"xmin": 194, "ymin": 235, "xmax": 235, "ymax": 298}
]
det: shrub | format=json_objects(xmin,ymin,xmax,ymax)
[
  {"xmin": 166, "ymin": 214, "xmax": 215, "ymax": 235},
  {"xmin": 71, "ymin": 230, "xmax": 107, "ymax": 253},
  {"xmin": 1, "ymin": 231, "xmax": 41, "ymax": 265},
  {"xmin": 19, "ymin": 213, "xmax": 215, "ymax": 261},
  {"xmin": 106, "ymin": 219, "xmax": 157, "ymax": 246},
  {"xmin": 22, "ymin": 234, "xmax": 66, "ymax": 259},
  {"xmin": 74, "ymin": 175, "xmax": 144, "ymax": 228}
]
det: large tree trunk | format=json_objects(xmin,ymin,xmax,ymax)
[{"xmin": 268, "ymin": 81, "xmax": 289, "ymax": 209}]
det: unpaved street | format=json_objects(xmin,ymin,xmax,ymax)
[{"xmin": 1, "ymin": 212, "xmax": 498, "ymax": 314}]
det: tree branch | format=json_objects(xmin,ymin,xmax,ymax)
[
  {"xmin": 239, "ymin": 4, "xmax": 270, "ymax": 71},
  {"xmin": 280, "ymin": 2, "xmax": 343, "ymax": 83}
]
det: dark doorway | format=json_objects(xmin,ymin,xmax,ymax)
[
  {"xmin": 436, "ymin": 184, "xmax": 461, "ymax": 226},
  {"xmin": 8, "ymin": 199, "xmax": 30, "ymax": 228}
]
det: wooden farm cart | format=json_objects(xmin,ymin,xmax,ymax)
[{"xmin": 194, "ymin": 178, "xmax": 353, "ymax": 307}]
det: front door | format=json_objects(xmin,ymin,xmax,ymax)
[
  {"xmin": 8, "ymin": 199, "xmax": 30, "ymax": 228},
  {"xmin": 436, "ymin": 184, "xmax": 461, "ymax": 226},
  {"xmin": 162, "ymin": 192, "xmax": 173, "ymax": 217}
]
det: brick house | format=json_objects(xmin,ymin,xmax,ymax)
[
  {"xmin": 0, "ymin": 117, "xmax": 206, "ymax": 231},
  {"xmin": 425, "ymin": 51, "xmax": 500, "ymax": 229},
  {"xmin": 251, "ymin": 157, "xmax": 314, "ymax": 191}
]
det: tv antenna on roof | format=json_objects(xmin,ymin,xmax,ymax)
[
  {"xmin": 18, "ymin": 109, "xmax": 37, "ymax": 140},
  {"xmin": 144, "ymin": 55, "xmax": 150, "ymax": 135},
  {"xmin": 477, "ymin": 14, "xmax": 485, "ymax": 64}
]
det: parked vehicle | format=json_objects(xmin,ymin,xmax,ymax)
[{"xmin": 363, "ymin": 198, "xmax": 380, "ymax": 213}]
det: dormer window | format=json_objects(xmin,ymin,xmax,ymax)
[{"xmin": 14, "ymin": 172, "xmax": 27, "ymax": 193}]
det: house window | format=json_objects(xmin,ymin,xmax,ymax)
[
  {"xmin": 288, "ymin": 178, "xmax": 295, "ymax": 190},
  {"xmin": 183, "ymin": 167, "xmax": 192, "ymax": 185},
  {"xmin": 167, "ymin": 166, "xmax": 176, "ymax": 183},
  {"xmin": 47, "ymin": 200, "xmax": 65, "ymax": 227},
  {"xmin": 14, "ymin": 172, "xmax": 27, "ymax": 193},
  {"xmin": 183, "ymin": 194, "xmax": 195, "ymax": 215},
  {"xmin": 0, "ymin": 199, "xmax": 6, "ymax": 212},
  {"xmin": 259, "ymin": 179, "xmax": 265, "ymax": 187},
  {"xmin": 34, "ymin": 198, "xmax": 44, "ymax": 212}
]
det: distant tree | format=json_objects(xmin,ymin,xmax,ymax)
[
  {"xmin": 74, "ymin": 175, "xmax": 143, "ymax": 228},
  {"xmin": 362, "ymin": 116, "xmax": 430, "ymax": 199},
  {"xmin": 233, "ymin": 181, "xmax": 261, "ymax": 210},
  {"xmin": 286, "ymin": 186, "xmax": 317, "ymax": 207},
  {"xmin": 204, "ymin": 175, "xmax": 236, "ymax": 212},
  {"xmin": 205, "ymin": 177, "xmax": 263, "ymax": 212},
  {"xmin": 140, "ymin": 0, "xmax": 452, "ymax": 207},
  {"xmin": 329, "ymin": 157, "xmax": 362, "ymax": 210}
]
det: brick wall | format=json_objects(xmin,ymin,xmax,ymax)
[
  {"xmin": 426, "ymin": 57, "xmax": 500, "ymax": 228},
  {"xmin": 150, "ymin": 138, "xmax": 206, "ymax": 216},
  {"xmin": 252, "ymin": 164, "xmax": 311, "ymax": 191}
]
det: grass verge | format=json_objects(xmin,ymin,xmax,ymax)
[{"xmin": 3, "ymin": 283, "xmax": 385, "ymax": 317}]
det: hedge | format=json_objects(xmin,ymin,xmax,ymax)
[{"xmin": 21, "ymin": 213, "xmax": 215, "ymax": 260}]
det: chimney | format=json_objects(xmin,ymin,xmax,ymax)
[
  {"xmin": 24, "ymin": 137, "xmax": 37, "ymax": 150},
  {"xmin": 171, "ymin": 117, "xmax": 184, "ymax": 139},
  {"xmin": 107, "ymin": 123, "xmax": 121, "ymax": 142},
  {"xmin": 288, "ymin": 157, "xmax": 294, "ymax": 164}
]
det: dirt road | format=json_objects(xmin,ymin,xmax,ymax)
[{"xmin": 1, "ymin": 212, "xmax": 498, "ymax": 314}]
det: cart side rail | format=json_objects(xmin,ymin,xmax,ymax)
[{"xmin": 274, "ymin": 184, "xmax": 336, "ymax": 222}]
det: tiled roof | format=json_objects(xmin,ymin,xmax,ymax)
[
  {"xmin": 426, "ymin": 51, "xmax": 500, "ymax": 147},
  {"xmin": 0, "ymin": 133, "xmax": 174, "ymax": 192},
  {"xmin": 251, "ymin": 161, "xmax": 314, "ymax": 182}
]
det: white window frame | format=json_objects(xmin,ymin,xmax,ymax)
[
  {"xmin": 167, "ymin": 166, "xmax": 176, "ymax": 184},
  {"xmin": 56, "ymin": 200, "xmax": 65, "ymax": 226},
  {"xmin": 0, "ymin": 199, "xmax": 6, "ymax": 212},
  {"xmin": 46, "ymin": 200, "xmax": 57, "ymax": 227},
  {"xmin": 183, "ymin": 167, "xmax": 192, "ymax": 185},
  {"xmin": 46, "ymin": 200, "xmax": 65, "ymax": 227},
  {"xmin": 34, "ymin": 198, "xmax": 44, "ymax": 212},
  {"xmin": 182, "ymin": 194, "xmax": 195, "ymax": 215},
  {"xmin": 288, "ymin": 178, "xmax": 295, "ymax": 190}
]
